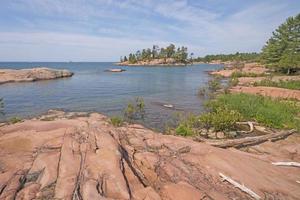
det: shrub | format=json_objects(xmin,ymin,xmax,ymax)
[
  {"xmin": 9, "ymin": 117, "xmax": 22, "ymax": 124},
  {"xmin": 231, "ymin": 71, "xmax": 260, "ymax": 78},
  {"xmin": 110, "ymin": 116, "xmax": 124, "ymax": 127},
  {"xmin": 199, "ymin": 107, "xmax": 241, "ymax": 131},
  {"xmin": 206, "ymin": 93, "xmax": 300, "ymax": 130},
  {"xmin": 208, "ymin": 79, "xmax": 221, "ymax": 91},
  {"xmin": 174, "ymin": 114, "xmax": 201, "ymax": 136},
  {"xmin": 124, "ymin": 97, "xmax": 145, "ymax": 120},
  {"xmin": 175, "ymin": 124, "xmax": 194, "ymax": 136},
  {"xmin": 197, "ymin": 87, "xmax": 206, "ymax": 97}
]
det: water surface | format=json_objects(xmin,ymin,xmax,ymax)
[{"xmin": 0, "ymin": 62, "xmax": 221, "ymax": 130}]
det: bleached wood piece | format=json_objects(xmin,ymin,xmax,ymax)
[
  {"xmin": 219, "ymin": 173, "xmax": 261, "ymax": 200},
  {"xmin": 206, "ymin": 129, "xmax": 296, "ymax": 148},
  {"xmin": 272, "ymin": 162, "xmax": 300, "ymax": 168}
]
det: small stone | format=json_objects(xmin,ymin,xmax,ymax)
[{"xmin": 216, "ymin": 131, "xmax": 225, "ymax": 139}]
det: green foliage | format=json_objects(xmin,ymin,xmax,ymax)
[
  {"xmin": 199, "ymin": 107, "xmax": 241, "ymax": 131},
  {"xmin": 208, "ymin": 79, "xmax": 221, "ymax": 91},
  {"xmin": 229, "ymin": 77, "xmax": 239, "ymax": 87},
  {"xmin": 194, "ymin": 52, "xmax": 260, "ymax": 63},
  {"xmin": 124, "ymin": 97, "xmax": 145, "ymax": 120},
  {"xmin": 175, "ymin": 114, "xmax": 200, "ymax": 136},
  {"xmin": 253, "ymin": 79, "xmax": 300, "ymax": 90},
  {"xmin": 231, "ymin": 71, "xmax": 260, "ymax": 78},
  {"xmin": 207, "ymin": 93, "xmax": 300, "ymax": 130},
  {"xmin": 110, "ymin": 116, "xmax": 124, "ymax": 127},
  {"xmin": 9, "ymin": 117, "xmax": 22, "ymax": 124},
  {"xmin": 261, "ymin": 13, "xmax": 300, "ymax": 74},
  {"xmin": 123, "ymin": 44, "xmax": 190, "ymax": 64},
  {"xmin": 175, "ymin": 124, "xmax": 194, "ymax": 136}
]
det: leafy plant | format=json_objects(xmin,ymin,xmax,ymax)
[
  {"xmin": 199, "ymin": 107, "xmax": 241, "ymax": 131},
  {"xmin": 110, "ymin": 116, "xmax": 124, "ymax": 127},
  {"xmin": 9, "ymin": 117, "xmax": 22, "ymax": 124},
  {"xmin": 124, "ymin": 97, "xmax": 145, "ymax": 120}
]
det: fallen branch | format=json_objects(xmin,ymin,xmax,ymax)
[
  {"xmin": 272, "ymin": 162, "xmax": 300, "ymax": 168},
  {"xmin": 206, "ymin": 129, "xmax": 296, "ymax": 148},
  {"xmin": 219, "ymin": 173, "xmax": 261, "ymax": 200},
  {"xmin": 236, "ymin": 121, "xmax": 254, "ymax": 133}
]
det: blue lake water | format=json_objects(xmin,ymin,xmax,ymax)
[{"xmin": 0, "ymin": 62, "xmax": 221, "ymax": 130}]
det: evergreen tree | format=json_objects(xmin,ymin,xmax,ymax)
[{"xmin": 261, "ymin": 13, "xmax": 300, "ymax": 74}]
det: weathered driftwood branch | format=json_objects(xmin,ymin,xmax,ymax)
[
  {"xmin": 219, "ymin": 173, "xmax": 261, "ymax": 200},
  {"xmin": 236, "ymin": 121, "xmax": 254, "ymax": 133},
  {"xmin": 272, "ymin": 162, "xmax": 300, "ymax": 168},
  {"xmin": 206, "ymin": 129, "xmax": 296, "ymax": 148}
]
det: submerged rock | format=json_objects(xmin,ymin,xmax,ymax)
[
  {"xmin": 0, "ymin": 67, "xmax": 73, "ymax": 84},
  {"xmin": 0, "ymin": 111, "xmax": 299, "ymax": 199}
]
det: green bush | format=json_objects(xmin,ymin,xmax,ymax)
[
  {"xmin": 174, "ymin": 114, "xmax": 202, "ymax": 136},
  {"xmin": 253, "ymin": 79, "xmax": 300, "ymax": 90},
  {"xmin": 206, "ymin": 93, "xmax": 300, "ymax": 130},
  {"xmin": 199, "ymin": 107, "xmax": 241, "ymax": 131},
  {"xmin": 9, "ymin": 117, "xmax": 22, "ymax": 124},
  {"xmin": 208, "ymin": 79, "xmax": 221, "ymax": 91},
  {"xmin": 110, "ymin": 116, "xmax": 124, "ymax": 127},
  {"xmin": 175, "ymin": 124, "xmax": 194, "ymax": 136},
  {"xmin": 231, "ymin": 71, "xmax": 261, "ymax": 78},
  {"xmin": 124, "ymin": 97, "xmax": 145, "ymax": 120}
]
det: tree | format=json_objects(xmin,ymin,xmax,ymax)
[
  {"xmin": 124, "ymin": 56, "xmax": 128, "ymax": 62},
  {"xmin": 261, "ymin": 13, "xmax": 300, "ymax": 74},
  {"xmin": 152, "ymin": 45, "xmax": 159, "ymax": 59}
]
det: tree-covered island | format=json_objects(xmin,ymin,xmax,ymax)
[{"xmin": 118, "ymin": 44, "xmax": 193, "ymax": 65}]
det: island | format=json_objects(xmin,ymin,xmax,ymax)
[
  {"xmin": 0, "ymin": 67, "xmax": 74, "ymax": 84},
  {"xmin": 118, "ymin": 44, "xmax": 193, "ymax": 66}
]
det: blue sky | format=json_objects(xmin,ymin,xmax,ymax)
[{"xmin": 0, "ymin": 0, "xmax": 299, "ymax": 61}]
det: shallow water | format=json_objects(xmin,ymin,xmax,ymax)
[{"xmin": 0, "ymin": 62, "xmax": 221, "ymax": 130}]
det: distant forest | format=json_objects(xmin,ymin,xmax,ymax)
[
  {"xmin": 120, "ymin": 44, "xmax": 192, "ymax": 64},
  {"xmin": 194, "ymin": 52, "xmax": 260, "ymax": 63}
]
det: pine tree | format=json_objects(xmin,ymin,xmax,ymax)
[{"xmin": 261, "ymin": 13, "xmax": 300, "ymax": 74}]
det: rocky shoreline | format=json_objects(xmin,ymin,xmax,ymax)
[
  {"xmin": 117, "ymin": 58, "xmax": 189, "ymax": 66},
  {"xmin": 0, "ymin": 67, "xmax": 73, "ymax": 84},
  {"xmin": 0, "ymin": 110, "xmax": 299, "ymax": 200}
]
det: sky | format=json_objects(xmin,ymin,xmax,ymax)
[{"xmin": 0, "ymin": 0, "xmax": 299, "ymax": 62}]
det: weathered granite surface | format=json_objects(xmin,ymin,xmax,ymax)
[
  {"xmin": 0, "ymin": 111, "xmax": 299, "ymax": 200},
  {"xmin": 0, "ymin": 67, "xmax": 73, "ymax": 84}
]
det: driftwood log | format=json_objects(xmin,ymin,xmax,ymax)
[
  {"xmin": 219, "ymin": 173, "xmax": 261, "ymax": 200},
  {"xmin": 272, "ymin": 162, "xmax": 300, "ymax": 168},
  {"xmin": 204, "ymin": 129, "xmax": 296, "ymax": 148}
]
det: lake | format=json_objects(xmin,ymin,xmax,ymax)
[{"xmin": 0, "ymin": 62, "xmax": 221, "ymax": 130}]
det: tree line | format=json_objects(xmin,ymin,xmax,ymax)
[
  {"xmin": 120, "ymin": 44, "xmax": 192, "ymax": 64},
  {"xmin": 194, "ymin": 52, "xmax": 260, "ymax": 63}
]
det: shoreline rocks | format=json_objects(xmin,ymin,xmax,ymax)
[
  {"xmin": 0, "ymin": 67, "xmax": 74, "ymax": 84},
  {"xmin": 117, "ymin": 58, "xmax": 189, "ymax": 66},
  {"xmin": 0, "ymin": 111, "xmax": 299, "ymax": 199}
]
